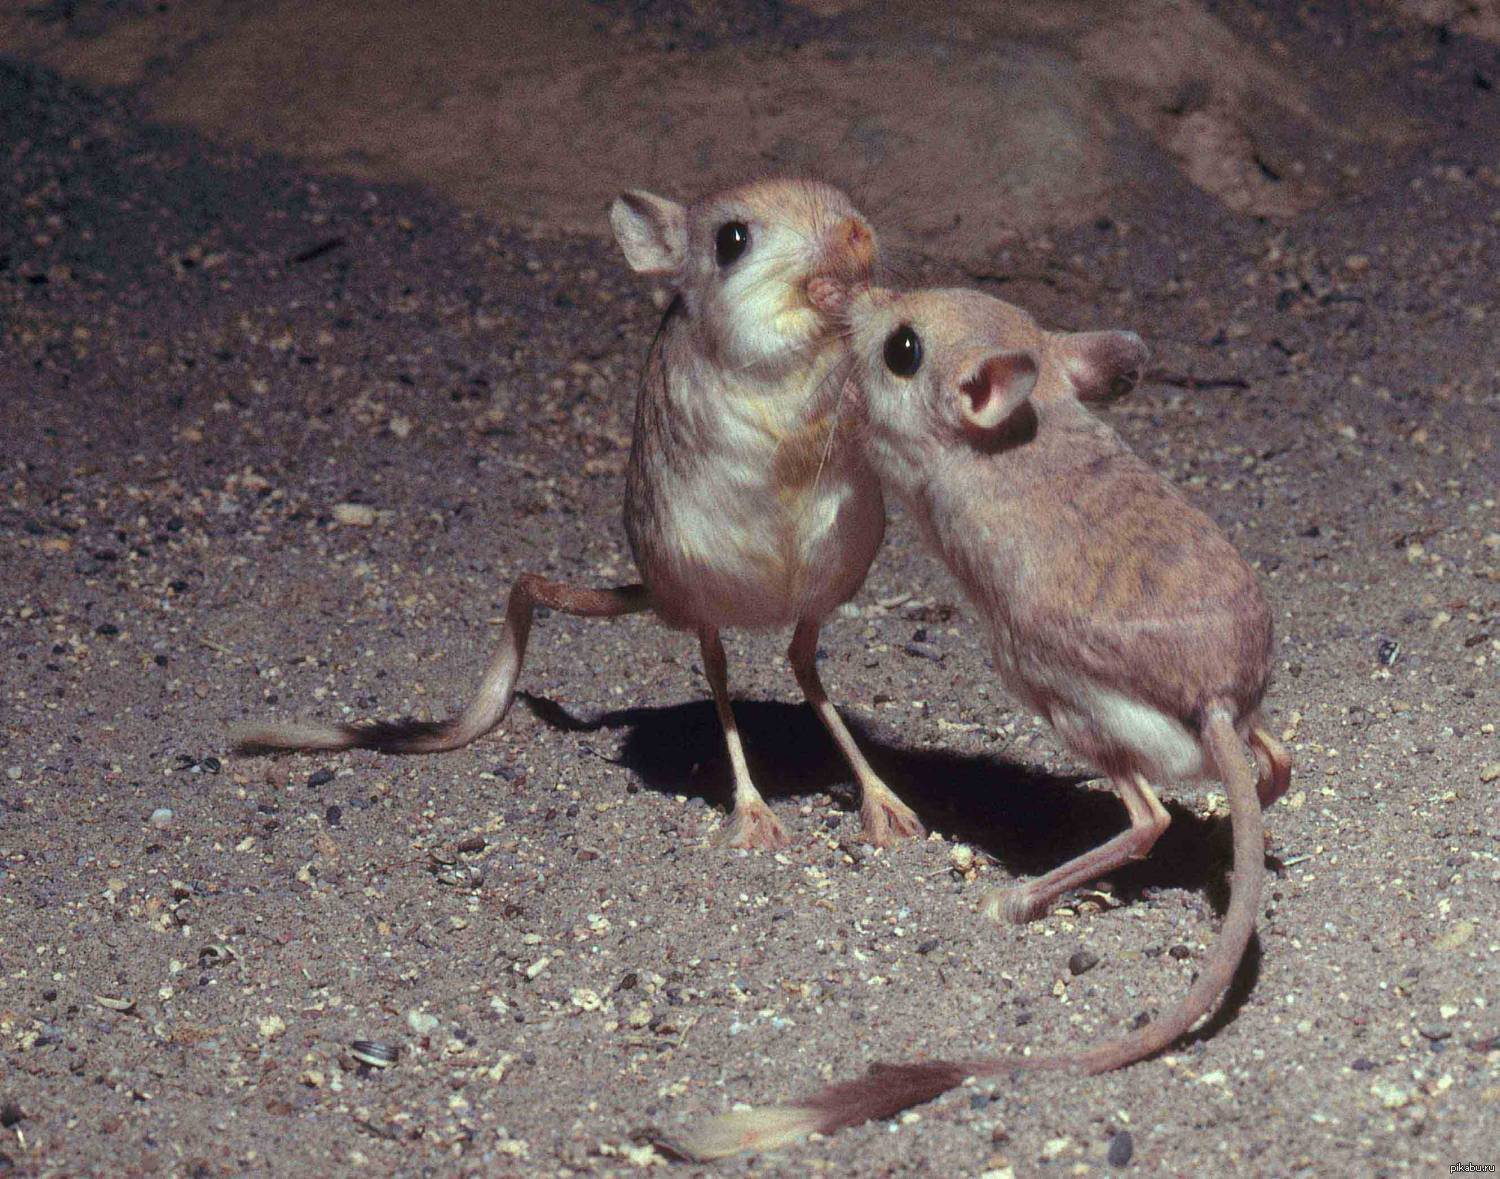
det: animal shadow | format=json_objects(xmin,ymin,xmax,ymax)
[{"xmin": 518, "ymin": 693, "xmax": 1235, "ymax": 907}]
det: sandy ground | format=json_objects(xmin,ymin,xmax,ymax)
[{"xmin": 2, "ymin": 3, "xmax": 1498, "ymax": 1177}]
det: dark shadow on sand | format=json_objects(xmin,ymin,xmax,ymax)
[{"xmin": 518, "ymin": 692, "xmax": 1240, "ymax": 906}]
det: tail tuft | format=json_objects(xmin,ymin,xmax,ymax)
[
  {"xmin": 229, "ymin": 722, "xmax": 355, "ymax": 755},
  {"xmin": 337, "ymin": 717, "xmax": 463, "ymax": 755},
  {"xmin": 660, "ymin": 1104, "xmax": 824, "ymax": 1162},
  {"xmin": 230, "ymin": 717, "xmax": 467, "ymax": 756},
  {"xmin": 664, "ymin": 1061, "xmax": 969, "ymax": 1161}
]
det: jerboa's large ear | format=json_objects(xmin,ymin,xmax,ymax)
[
  {"xmin": 959, "ymin": 351, "xmax": 1038, "ymax": 433},
  {"xmin": 609, "ymin": 190, "xmax": 688, "ymax": 277},
  {"xmin": 1057, "ymin": 330, "xmax": 1149, "ymax": 403}
]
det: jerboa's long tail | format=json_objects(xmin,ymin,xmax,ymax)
[
  {"xmin": 663, "ymin": 705, "xmax": 1266, "ymax": 1161},
  {"xmin": 230, "ymin": 576, "xmax": 648, "ymax": 756}
]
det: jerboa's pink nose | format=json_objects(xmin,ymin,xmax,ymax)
[{"xmin": 828, "ymin": 216, "xmax": 876, "ymax": 275}]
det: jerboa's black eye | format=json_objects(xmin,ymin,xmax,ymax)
[
  {"xmin": 883, "ymin": 324, "xmax": 923, "ymax": 377},
  {"xmin": 715, "ymin": 221, "xmax": 750, "ymax": 267}
]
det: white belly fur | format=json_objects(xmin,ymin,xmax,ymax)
[
  {"xmin": 651, "ymin": 437, "xmax": 882, "ymax": 629},
  {"xmin": 993, "ymin": 638, "xmax": 1205, "ymax": 784},
  {"xmin": 1053, "ymin": 684, "xmax": 1205, "ymax": 782},
  {"xmin": 634, "ymin": 350, "xmax": 885, "ymax": 632}
]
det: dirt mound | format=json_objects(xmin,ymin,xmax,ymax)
[
  {"xmin": 0, "ymin": 0, "xmax": 1419, "ymax": 260},
  {"xmin": 1396, "ymin": 0, "xmax": 1500, "ymax": 41}
]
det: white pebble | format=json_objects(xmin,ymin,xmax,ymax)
[
  {"xmin": 332, "ymin": 502, "xmax": 377, "ymax": 527},
  {"xmin": 1370, "ymin": 1079, "xmax": 1411, "ymax": 1109},
  {"xmin": 149, "ymin": 807, "xmax": 174, "ymax": 829}
]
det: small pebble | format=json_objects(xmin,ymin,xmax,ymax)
[
  {"xmin": 198, "ymin": 944, "xmax": 234, "ymax": 967},
  {"xmin": 148, "ymin": 807, "xmax": 174, "ymax": 829},
  {"xmin": 332, "ymin": 502, "xmax": 377, "ymax": 527},
  {"xmin": 308, "ymin": 768, "xmax": 334, "ymax": 787},
  {"xmin": 350, "ymin": 1040, "xmax": 399, "ymax": 1069},
  {"xmin": 434, "ymin": 863, "xmax": 484, "ymax": 889},
  {"xmin": 1370, "ymin": 1079, "xmax": 1411, "ymax": 1109},
  {"xmin": 1107, "ymin": 1130, "xmax": 1134, "ymax": 1167},
  {"xmin": 1068, "ymin": 950, "xmax": 1100, "ymax": 976}
]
